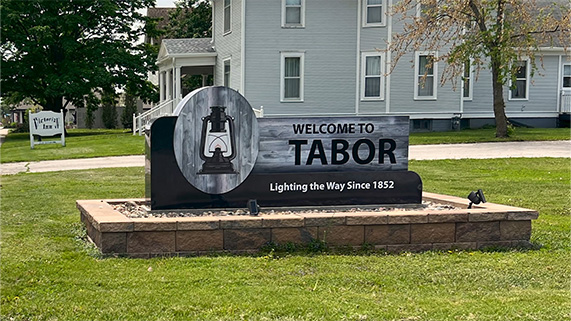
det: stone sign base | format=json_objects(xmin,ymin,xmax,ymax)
[{"xmin": 77, "ymin": 192, "xmax": 538, "ymax": 258}]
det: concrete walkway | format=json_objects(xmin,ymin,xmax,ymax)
[{"xmin": 1, "ymin": 140, "xmax": 569, "ymax": 175}]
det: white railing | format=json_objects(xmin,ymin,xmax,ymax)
[
  {"xmin": 133, "ymin": 101, "xmax": 264, "ymax": 135},
  {"xmin": 253, "ymin": 105, "xmax": 264, "ymax": 118},
  {"xmin": 561, "ymin": 89, "xmax": 571, "ymax": 114},
  {"xmin": 133, "ymin": 99, "xmax": 174, "ymax": 135}
]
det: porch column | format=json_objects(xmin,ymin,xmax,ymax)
[
  {"xmin": 159, "ymin": 71, "xmax": 165, "ymax": 102},
  {"xmin": 202, "ymin": 74, "xmax": 207, "ymax": 87},
  {"xmin": 175, "ymin": 66, "xmax": 182, "ymax": 102},
  {"xmin": 166, "ymin": 69, "xmax": 172, "ymax": 100}
]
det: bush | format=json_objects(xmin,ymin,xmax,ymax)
[
  {"xmin": 121, "ymin": 94, "xmax": 137, "ymax": 129},
  {"xmin": 101, "ymin": 104, "xmax": 118, "ymax": 129}
]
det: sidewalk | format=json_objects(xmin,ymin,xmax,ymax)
[{"xmin": 1, "ymin": 140, "xmax": 569, "ymax": 175}]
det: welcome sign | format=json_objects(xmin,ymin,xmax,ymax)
[{"xmin": 146, "ymin": 87, "xmax": 421, "ymax": 210}]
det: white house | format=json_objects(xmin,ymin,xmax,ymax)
[{"xmin": 149, "ymin": 0, "xmax": 570, "ymax": 132}]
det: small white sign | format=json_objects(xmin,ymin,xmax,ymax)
[{"xmin": 29, "ymin": 110, "xmax": 66, "ymax": 149}]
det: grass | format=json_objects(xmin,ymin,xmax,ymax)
[
  {"xmin": 410, "ymin": 127, "xmax": 570, "ymax": 145},
  {"xmin": 1, "ymin": 158, "xmax": 569, "ymax": 320},
  {"xmin": 0, "ymin": 129, "xmax": 144, "ymax": 163},
  {"xmin": 1, "ymin": 127, "xmax": 569, "ymax": 163}
]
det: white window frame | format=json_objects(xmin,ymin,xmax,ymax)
[
  {"xmin": 223, "ymin": 0, "xmax": 232, "ymax": 35},
  {"xmin": 363, "ymin": 0, "xmax": 386, "ymax": 27},
  {"xmin": 282, "ymin": 0, "xmax": 305, "ymax": 28},
  {"xmin": 509, "ymin": 59, "xmax": 530, "ymax": 101},
  {"xmin": 562, "ymin": 63, "xmax": 571, "ymax": 88},
  {"xmin": 462, "ymin": 60, "xmax": 474, "ymax": 101},
  {"xmin": 223, "ymin": 58, "xmax": 231, "ymax": 87},
  {"xmin": 280, "ymin": 52, "xmax": 305, "ymax": 102},
  {"xmin": 414, "ymin": 51, "xmax": 438, "ymax": 100},
  {"xmin": 361, "ymin": 52, "xmax": 385, "ymax": 101}
]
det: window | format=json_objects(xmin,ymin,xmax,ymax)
[
  {"xmin": 280, "ymin": 52, "xmax": 304, "ymax": 102},
  {"xmin": 510, "ymin": 60, "xmax": 529, "ymax": 100},
  {"xmin": 412, "ymin": 119, "xmax": 432, "ymax": 131},
  {"xmin": 224, "ymin": 59, "xmax": 231, "ymax": 87},
  {"xmin": 282, "ymin": 0, "xmax": 304, "ymax": 27},
  {"xmin": 363, "ymin": 0, "xmax": 385, "ymax": 27},
  {"xmin": 414, "ymin": 52, "xmax": 438, "ymax": 99},
  {"xmin": 223, "ymin": 0, "xmax": 231, "ymax": 34},
  {"xmin": 462, "ymin": 61, "xmax": 473, "ymax": 100},
  {"xmin": 563, "ymin": 64, "xmax": 571, "ymax": 88},
  {"xmin": 361, "ymin": 53, "xmax": 384, "ymax": 100}
]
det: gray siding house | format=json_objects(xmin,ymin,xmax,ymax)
[{"xmin": 153, "ymin": 0, "xmax": 570, "ymax": 131}]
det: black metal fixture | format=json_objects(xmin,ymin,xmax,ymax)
[
  {"xmin": 247, "ymin": 199, "xmax": 260, "ymax": 216},
  {"xmin": 198, "ymin": 106, "xmax": 237, "ymax": 174},
  {"xmin": 467, "ymin": 189, "xmax": 486, "ymax": 209}
]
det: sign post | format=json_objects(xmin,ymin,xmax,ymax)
[{"xmin": 29, "ymin": 110, "xmax": 66, "ymax": 149}]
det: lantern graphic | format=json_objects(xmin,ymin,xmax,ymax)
[{"xmin": 198, "ymin": 106, "xmax": 237, "ymax": 174}]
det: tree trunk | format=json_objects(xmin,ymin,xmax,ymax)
[
  {"xmin": 45, "ymin": 96, "xmax": 64, "ymax": 112},
  {"xmin": 491, "ymin": 62, "xmax": 509, "ymax": 138}
]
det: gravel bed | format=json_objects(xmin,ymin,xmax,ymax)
[{"xmin": 112, "ymin": 201, "xmax": 459, "ymax": 219}]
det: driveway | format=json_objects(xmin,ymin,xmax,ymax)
[{"xmin": 1, "ymin": 140, "xmax": 569, "ymax": 175}]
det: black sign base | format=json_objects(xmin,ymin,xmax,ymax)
[{"xmin": 146, "ymin": 117, "xmax": 422, "ymax": 210}]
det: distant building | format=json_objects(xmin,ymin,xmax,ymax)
[{"xmin": 151, "ymin": 0, "xmax": 570, "ymax": 131}]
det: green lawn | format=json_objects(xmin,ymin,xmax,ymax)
[
  {"xmin": 1, "ymin": 127, "xmax": 569, "ymax": 163},
  {"xmin": 1, "ymin": 129, "xmax": 144, "ymax": 163},
  {"xmin": 410, "ymin": 127, "xmax": 570, "ymax": 145},
  {"xmin": 1, "ymin": 158, "xmax": 569, "ymax": 320}
]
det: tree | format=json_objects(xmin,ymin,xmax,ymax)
[
  {"xmin": 162, "ymin": 0, "xmax": 213, "ymax": 93},
  {"xmin": 121, "ymin": 90, "xmax": 138, "ymax": 129},
  {"xmin": 163, "ymin": 0, "xmax": 212, "ymax": 39},
  {"xmin": 389, "ymin": 0, "xmax": 569, "ymax": 137},
  {"xmin": 1, "ymin": 0, "xmax": 160, "ymax": 114}
]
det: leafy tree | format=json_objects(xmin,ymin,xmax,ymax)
[
  {"xmin": 1, "ymin": 0, "xmax": 160, "ymax": 114},
  {"xmin": 161, "ymin": 0, "xmax": 213, "ymax": 93},
  {"xmin": 101, "ymin": 90, "xmax": 118, "ymax": 129},
  {"xmin": 121, "ymin": 91, "xmax": 138, "ymax": 129},
  {"xmin": 163, "ymin": 0, "xmax": 212, "ymax": 39},
  {"xmin": 389, "ymin": 0, "xmax": 569, "ymax": 137}
]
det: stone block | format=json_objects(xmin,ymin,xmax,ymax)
[
  {"xmin": 432, "ymin": 242, "xmax": 477, "ymax": 251},
  {"xmin": 100, "ymin": 232, "xmax": 127, "ymax": 254},
  {"xmin": 318, "ymin": 225, "xmax": 364, "ymax": 246},
  {"xmin": 176, "ymin": 230, "xmax": 224, "ymax": 252},
  {"xmin": 507, "ymin": 211, "xmax": 539, "ymax": 221},
  {"xmin": 387, "ymin": 213, "xmax": 428, "ymax": 224},
  {"xmin": 456, "ymin": 222, "xmax": 500, "ymax": 242},
  {"xmin": 365, "ymin": 224, "xmax": 410, "ymax": 245},
  {"xmin": 177, "ymin": 219, "xmax": 220, "ymax": 231},
  {"xmin": 127, "ymin": 231, "xmax": 176, "ymax": 253},
  {"xmin": 133, "ymin": 218, "xmax": 177, "ymax": 231},
  {"xmin": 219, "ymin": 217, "xmax": 263, "ymax": 229},
  {"xmin": 271, "ymin": 227, "xmax": 318, "ymax": 244},
  {"xmin": 411, "ymin": 223, "xmax": 455, "ymax": 244},
  {"xmin": 500, "ymin": 221, "xmax": 532, "ymax": 240},
  {"xmin": 224, "ymin": 229, "xmax": 271, "ymax": 250},
  {"xmin": 262, "ymin": 215, "xmax": 304, "ymax": 228},
  {"xmin": 468, "ymin": 212, "xmax": 507, "ymax": 222},
  {"xmin": 98, "ymin": 221, "xmax": 134, "ymax": 233},
  {"xmin": 345, "ymin": 213, "xmax": 388, "ymax": 225},
  {"xmin": 427, "ymin": 212, "xmax": 468, "ymax": 223},
  {"xmin": 477, "ymin": 241, "xmax": 514, "ymax": 249},
  {"xmin": 303, "ymin": 214, "xmax": 346, "ymax": 227}
]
